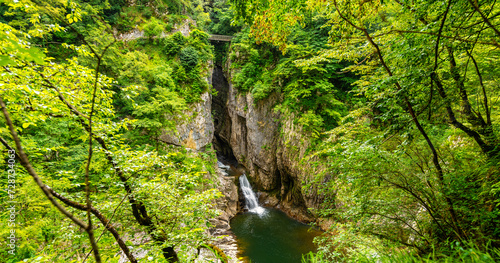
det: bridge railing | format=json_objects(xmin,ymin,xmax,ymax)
[{"xmin": 208, "ymin": 34, "xmax": 234, "ymax": 42}]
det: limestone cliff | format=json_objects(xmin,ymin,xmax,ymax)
[
  {"xmin": 212, "ymin": 60, "xmax": 329, "ymax": 224},
  {"xmin": 159, "ymin": 91, "xmax": 215, "ymax": 151}
]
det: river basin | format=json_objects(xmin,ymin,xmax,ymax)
[{"xmin": 230, "ymin": 208, "xmax": 322, "ymax": 263}]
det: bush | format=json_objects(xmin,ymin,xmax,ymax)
[
  {"xmin": 354, "ymin": 240, "xmax": 500, "ymax": 263},
  {"xmin": 190, "ymin": 28, "xmax": 209, "ymax": 43},
  {"xmin": 163, "ymin": 32, "xmax": 186, "ymax": 56},
  {"xmin": 143, "ymin": 18, "xmax": 165, "ymax": 39},
  {"xmin": 251, "ymin": 80, "xmax": 274, "ymax": 101},
  {"xmin": 172, "ymin": 63, "xmax": 187, "ymax": 83},
  {"xmin": 164, "ymin": 22, "xmax": 173, "ymax": 32},
  {"xmin": 296, "ymin": 110, "xmax": 324, "ymax": 138},
  {"xmin": 179, "ymin": 46, "xmax": 199, "ymax": 71},
  {"xmin": 172, "ymin": 31, "xmax": 186, "ymax": 45},
  {"xmin": 162, "ymin": 36, "xmax": 181, "ymax": 56},
  {"xmin": 152, "ymin": 65, "xmax": 176, "ymax": 90}
]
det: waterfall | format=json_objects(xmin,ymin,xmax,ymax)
[
  {"xmin": 217, "ymin": 160, "xmax": 230, "ymax": 170},
  {"xmin": 217, "ymin": 160, "xmax": 230, "ymax": 176},
  {"xmin": 239, "ymin": 175, "xmax": 265, "ymax": 215}
]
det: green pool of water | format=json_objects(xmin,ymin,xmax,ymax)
[{"xmin": 230, "ymin": 208, "xmax": 322, "ymax": 263}]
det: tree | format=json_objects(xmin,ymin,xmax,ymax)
[
  {"xmin": 229, "ymin": 0, "xmax": 500, "ymax": 259},
  {"xmin": 0, "ymin": 1, "xmax": 221, "ymax": 262}
]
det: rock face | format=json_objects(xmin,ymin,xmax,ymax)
[
  {"xmin": 206, "ymin": 165, "xmax": 240, "ymax": 263},
  {"xmin": 157, "ymin": 65, "xmax": 241, "ymax": 261},
  {"xmin": 159, "ymin": 56, "xmax": 214, "ymax": 151},
  {"xmin": 159, "ymin": 91, "xmax": 215, "ymax": 151},
  {"xmin": 212, "ymin": 60, "xmax": 327, "ymax": 223}
]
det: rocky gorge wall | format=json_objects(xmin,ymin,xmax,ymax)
[
  {"xmin": 159, "ymin": 54, "xmax": 331, "ymax": 232},
  {"xmin": 212, "ymin": 60, "xmax": 330, "ymax": 225}
]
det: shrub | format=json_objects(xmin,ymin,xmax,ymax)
[
  {"xmin": 143, "ymin": 18, "xmax": 165, "ymax": 39},
  {"xmin": 172, "ymin": 31, "xmax": 186, "ymax": 45},
  {"xmin": 164, "ymin": 22, "xmax": 173, "ymax": 32},
  {"xmin": 162, "ymin": 36, "xmax": 181, "ymax": 56},
  {"xmin": 152, "ymin": 65, "xmax": 176, "ymax": 90},
  {"xmin": 172, "ymin": 63, "xmax": 187, "ymax": 83},
  {"xmin": 296, "ymin": 110, "xmax": 324, "ymax": 138},
  {"xmin": 163, "ymin": 32, "xmax": 186, "ymax": 56},
  {"xmin": 118, "ymin": 50, "xmax": 151, "ymax": 85},
  {"xmin": 179, "ymin": 46, "xmax": 199, "ymax": 71},
  {"xmin": 142, "ymin": 7, "xmax": 153, "ymax": 19},
  {"xmin": 190, "ymin": 28, "xmax": 209, "ymax": 43},
  {"xmin": 251, "ymin": 80, "xmax": 274, "ymax": 101}
]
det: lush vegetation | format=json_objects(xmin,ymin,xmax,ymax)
[
  {"xmin": 0, "ymin": 0, "xmax": 221, "ymax": 262},
  {"xmin": 228, "ymin": 0, "xmax": 500, "ymax": 261},
  {"xmin": 228, "ymin": 21, "xmax": 356, "ymax": 134},
  {"xmin": 2, "ymin": 0, "xmax": 500, "ymax": 262}
]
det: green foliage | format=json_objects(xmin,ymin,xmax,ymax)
[
  {"xmin": 180, "ymin": 46, "xmax": 200, "ymax": 70},
  {"xmin": 232, "ymin": 0, "xmax": 500, "ymax": 261},
  {"xmin": 207, "ymin": 0, "xmax": 241, "ymax": 35},
  {"xmin": 296, "ymin": 111, "xmax": 324, "ymax": 137},
  {"xmin": 117, "ymin": 50, "xmax": 152, "ymax": 85},
  {"xmin": 229, "ymin": 20, "xmax": 353, "ymax": 132},
  {"xmin": 133, "ymin": 85, "xmax": 186, "ymax": 138},
  {"xmin": 104, "ymin": 25, "xmax": 213, "ymax": 106},
  {"xmin": 190, "ymin": 28, "xmax": 209, "ymax": 44},
  {"xmin": 131, "ymin": 64, "xmax": 187, "ymax": 146},
  {"xmin": 163, "ymin": 32, "xmax": 185, "ymax": 56},
  {"xmin": 302, "ymin": 251, "xmax": 326, "ymax": 263},
  {"xmin": 0, "ymin": 1, "xmax": 221, "ymax": 262},
  {"xmin": 193, "ymin": 4, "xmax": 211, "ymax": 28},
  {"xmin": 143, "ymin": 17, "xmax": 166, "ymax": 38},
  {"xmin": 304, "ymin": 238, "xmax": 500, "ymax": 263}
]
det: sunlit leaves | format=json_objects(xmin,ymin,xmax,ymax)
[
  {"xmin": 0, "ymin": 23, "xmax": 46, "ymax": 66},
  {"xmin": 110, "ymin": 148, "xmax": 223, "ymax": 249},
  {"xmin": 230, "ymin": 0, "xmax": 500, "ymax": 258}
]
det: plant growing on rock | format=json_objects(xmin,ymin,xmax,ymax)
[{"xmin": 180, "ymin": 46, "xmax": 200, "ymax": 71}]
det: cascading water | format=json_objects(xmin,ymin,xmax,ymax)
[
  {"xmin": 239, "ymin": 175, "xmax": 266, "ymax": 215},
  {"xmin": 217, "ymin": 160, "xmax": 230, "ymax": 170},
  {"xmin": 233, "ymin": 177, "xmax": 321, "ymax": 262}
]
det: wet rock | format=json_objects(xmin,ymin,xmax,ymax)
[{"xmin": 216, "ymin": 166, "xmax": 239, "ymax": 222}]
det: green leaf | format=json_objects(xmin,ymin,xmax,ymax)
[{"xmin": 0, "ymin": 55, "xmax": 14, "ymax": 66}]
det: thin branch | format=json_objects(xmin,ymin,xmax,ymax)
[
  {"xmin": 333, "ymin": 0, "xmax": 464, "ymax": 239},
  {"xmin": 47, "ymin": 187, "xmax": 137, "ymax": 263},
  {"xmin": 40, "ymin": 77, "xmax": 90, "ymax": 119},
  {"xmin": 0, "ymin": 135, "xmax": 136, "ymax": 261},
  {"xmin": 467, "ymin": 0, "xmax": 500, "ymax": 39},
  {"xmin": 0, "ymin": 137, "xmax": 21, "ymax": 160},
  {"xmin": 467, "ymin": 50, "xmax": 491, "ymax": 125},
  {"xmin": 0, "ymin": 95, "xmax": 88, "ymax": 230},
  {"xmin": 48, "ymin": 71, "xmax": 180, "ymax": 262},
  {"xmin": 83, "ymin": 55, "xmax": 102, "ymax": 263},
  {"xmin": 433, "ymin": 0, "xmax": 452, "ymax": 72},
  {"xmin": 344, "ymin": 29, "xmax": 500, "ymax": 48}
]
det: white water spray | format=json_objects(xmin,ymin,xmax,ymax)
[
  {"xmin": 239, "ymin": 174, "xmax": 265, "ymax": 215},
  {"xmin": 217, "ymin": 160, "xmax": 230, "ymax": 170}
]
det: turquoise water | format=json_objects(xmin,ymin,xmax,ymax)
[{"xmin": 230, "ymin": 208, "xmax": 321, "ymax": 263}]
